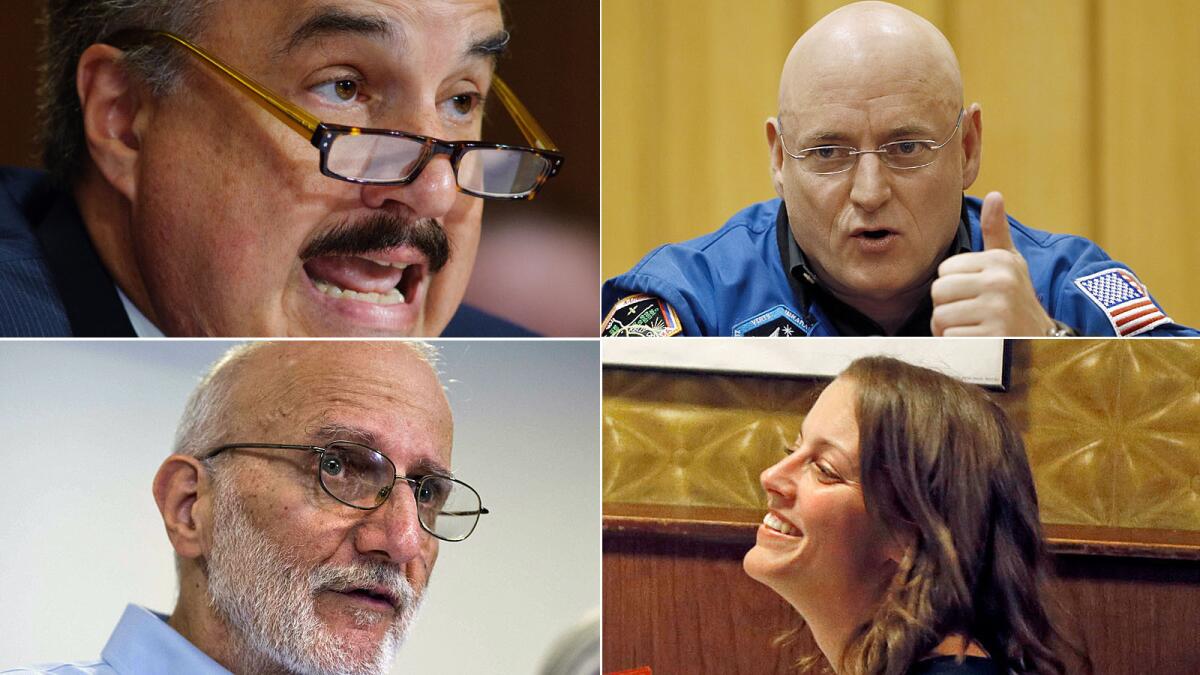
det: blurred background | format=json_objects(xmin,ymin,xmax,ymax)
[
  {"xmin": 603, "ymin": 0, "xmax": 1200, "ymax": 328},
  {"xmin": 0, "ymin": 340, "xmax": 601, "ymax": 674},
  {"xmin": 0, "ymin": 1, "xmax": 599, "ymax": 336}
]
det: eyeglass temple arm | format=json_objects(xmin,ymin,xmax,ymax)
[
  {"xmin": 440, "ymin": 508, "xmax": 490, "ymax": 516},
  {"xmin": 109, "ymin": 31, "xmax": 556, "ymax": 156},
  {"xmin": 106, "ymin": 30, "xmax": 321, "ymax": 142},
  {"xmin": 203, "ymin": 443, "xmax": 323, "ymax": 460},
  {"xmin": 490, "ymin": 76, "xmax": 559, "ymax": 152}
]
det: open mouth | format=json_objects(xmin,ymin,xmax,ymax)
[
  {"xmin": 763, "ymin": 511, "xmax": 802, "ymax": 537},
  {"xmin": 849, "ymin": 228, "xmax": 898, "ymax": 252},
  {"xmin": 303, "ymin": 255, "xmax": 427, "ymax": 307},
  {"xmin": 333, "ymin": 585, "xmax": 400, "ymax": 612}
]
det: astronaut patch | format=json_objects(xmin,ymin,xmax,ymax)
[
  {"xmin": 733, "ymin": 305, "xmax": 810, "ymax": 337},
  {"xmin": 602, "ymin": 294, "xmax": 683, "ymax": 337},
  {"xmin": 1073, "ymin": 268, "xmax": 1171, "ymax": 336}
]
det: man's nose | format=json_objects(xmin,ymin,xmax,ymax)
[
  {"xmin": 355, "ymin": 486, "xmax": 428, "ymax": 563},
  {"xmin": 360, "ymin": 114, "xmax": 461, "ymax": 219},
  {"xmin": 849, "ymin": 152, "xmax": 892, "ymax": 213},
  {"xmin": 360, "ymin": 154, "xmax": 459, "ymax": 219}
]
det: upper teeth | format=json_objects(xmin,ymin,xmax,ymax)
[
  {"xmin": 365, "ymin": 258, "xmax": 410, "ymax": 270},
  {"xmin": 314, "ymin": 280, "xmax": 406, "ymax": 305},
  {"xmin": 764, "ymin": 512, "xmax": 798, "ymax": 536}
]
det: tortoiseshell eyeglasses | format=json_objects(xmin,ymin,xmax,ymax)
[{"xmin": 104, "ymin": 29, "xmax": 564, "ymax": 200}]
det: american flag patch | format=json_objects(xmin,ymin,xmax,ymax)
[{"xmin": 1073, "ymin": 268, "xmax": 1171, "ymax": 336}]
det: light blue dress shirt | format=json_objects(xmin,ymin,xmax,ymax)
[{"xmin": 3, "ymin": 604, "xmax": 230, "ymax": 674}]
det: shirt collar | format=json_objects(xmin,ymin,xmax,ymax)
[
  {"xmin": 777, "ymin": 197, "xmax": 972, "ymax": 336},
  {"xmin": 116, "ymin": 287, "xmax": 165, "ymax": 338},
  {"xmin": 101, "ymin": 604, "xmax": 231, "ymax": 674}
]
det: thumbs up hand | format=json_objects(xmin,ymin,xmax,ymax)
[{"xmin": 930, "ymin": 192, "xmax": 1056, "ymax": 336}]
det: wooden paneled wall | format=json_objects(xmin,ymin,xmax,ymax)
[
  {"xmin": 603, "ymin": 529, "xmax": 1200, "ymax": 675},
  {"xmin": 602, "ymin": 0, "xmax": 1200, "ymax": 327},
  {"xmin": 604, "ymin": 340, "xmax": 1200, "ymax": 533}
]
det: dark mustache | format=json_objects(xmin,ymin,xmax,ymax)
[{"xmin": 301, "ymin": 213, "xmax": 450, "ymax": 272}]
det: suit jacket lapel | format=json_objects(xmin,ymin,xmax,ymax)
[{"xmin": 34, "ymin": 193, "xmax": 136, "ymax": 337}]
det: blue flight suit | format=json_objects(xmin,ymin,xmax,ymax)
[{"xmin": 601, "ymin": 197, "xmax": 1197, "ymax": 337}]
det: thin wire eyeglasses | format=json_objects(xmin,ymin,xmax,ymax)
[
  {"xmin": 203, "ymin": 441, "xmax": 489, "ymax": 542},
  {"xmin": 778, "ymin": 110, "xmax": 965, "ymax": 175},
  {"xmin": 103, "ymin": 29, "xmax": 564, "ymax": 200}
]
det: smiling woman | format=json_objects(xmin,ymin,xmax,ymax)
[{"xmin": 744, "ymin": 356, "xmax": 1089, "ymax": 675}]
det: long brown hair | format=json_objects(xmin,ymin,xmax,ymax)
[{"xmin": 820, "ymin": 356, "xmax": 1087, "ymax": 675}]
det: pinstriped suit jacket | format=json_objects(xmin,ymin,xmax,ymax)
[{"xmin": 0, "ymin": 167, "xmax": 134, "ymax": 336}]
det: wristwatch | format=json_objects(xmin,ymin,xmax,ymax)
[{"xmin": 1046, "ymin": 319, "xmax": 1077, "ymax": 337}]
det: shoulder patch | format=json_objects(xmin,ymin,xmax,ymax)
[
  {"xmin": 1073, "ymin": 268, "xmax": 1171, "ymax": 336},
  {"xmin": 733, "ymin": 305, "xmax": 810, "ymax": 337},
  {"xmin": 602, "ymin": 294, "xmax": 683, "ymax": 337}
]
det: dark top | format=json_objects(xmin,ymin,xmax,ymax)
[
  {"xmin": 779, "ymin": 201, "xmax": 972, "ymax": 336},
  {"xmin": 0, "ymin": 166, "xmax": 535, "ymax": 337},
  {"xmin": 908, "ymin": 656, "xmax": 1004, "ymax": 675}
]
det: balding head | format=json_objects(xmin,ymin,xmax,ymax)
[
  {"xmin": 765, "ymin": 1, "xmax": 983, "ymax": 333},
  {"xmin": 780, "ymin": 2, "xmax": 961, "ymax": 123},
  {"xmin": 174, "ymin": 341, "xmax": 446, "ymax": 459}
]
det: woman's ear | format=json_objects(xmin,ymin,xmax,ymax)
[{"xmin": 884, "ymin": 526, "xmax": 916, "ymax": 568}]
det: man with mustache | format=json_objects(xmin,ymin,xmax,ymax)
[
  {"xmin": 12, "ymin": 340, "xmax": 483, "ymax": 674},
  {"xmin": 0, "ymin": 0, "xmax": 562, "ymax": 336},
  {"xmin": 601, "ymin": 1, "xmax": 1195, "ymax": 337}
]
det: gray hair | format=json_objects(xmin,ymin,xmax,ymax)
[
  {"xmin": 38, "ymin": 0, "xmax": 218, "ymax": 184},
  {"xmin": 173, "ymin": 341, "xmax": 442, "ymax": 459}
]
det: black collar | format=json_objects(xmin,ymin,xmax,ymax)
[
  {"xmin": 776, "ymin": 199, "xmax": 972, "ymax": 336},
  {"xmin": 33, "ymin": 186, "xmax": 136, "ymax": 337}
]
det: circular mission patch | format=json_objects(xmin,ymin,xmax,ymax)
[{"xmin": 601, "ymin": 294, "xmax": 683, "ymax": 337}]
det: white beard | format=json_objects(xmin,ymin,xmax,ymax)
[{"xmin": 205, "ymin": 477, "xmax": 423, "ymax": 675}]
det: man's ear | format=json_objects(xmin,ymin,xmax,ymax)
[
  {"xmin": 153, "ymin": 454, "xmax": 210, "ymax": 560},
  {"xmin": 77, "ymin": 43, "xmax": 152, "ymax": 203},
  {"xmin": 960, "ymin": 102, "xmax": 983, "ymax": 191},
  {"xmin": 765, "ymin": 116, "xmax": 786, "ymax": 199}
]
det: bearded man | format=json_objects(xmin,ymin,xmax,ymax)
[{"xmin": 13, "ymin": 340, "xmax": 487, "ymax": 674}]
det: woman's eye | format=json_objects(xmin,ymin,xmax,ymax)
[
  {"xmin": 313, "ymin": 78, "xmax": 361, "ymax": 104},
  {"xmin": 807, "ymin": 459, "xmax": 839, "ymax": 482}
]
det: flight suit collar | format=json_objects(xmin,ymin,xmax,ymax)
[{"xmin": 777, "ymin": 198, "xmax": 972, "ymax": 336}]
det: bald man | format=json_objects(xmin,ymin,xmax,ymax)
[{"xmin": 602, "ymin": 1, "xmax": 1196, "ymax": 337}]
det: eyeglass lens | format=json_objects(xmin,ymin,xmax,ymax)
[
  {"xmin": 316, "ymin": 441, "xmax": 483, "ymax": 541},
  {"xmin": 803, "ymin": 142, "xmax": 936, "ymax": 174},
  {"xmin": 325, "ymin": 134, "xmax": 552, "ymax": 197}
]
